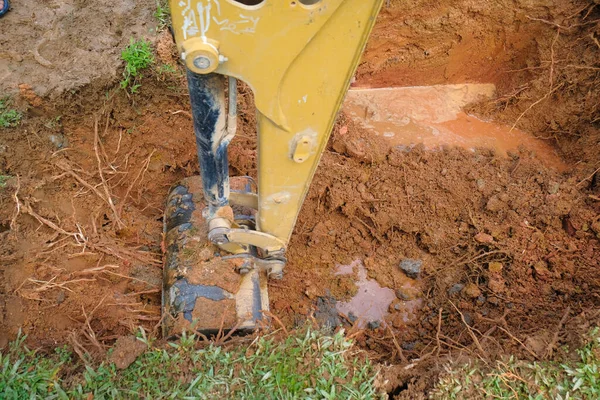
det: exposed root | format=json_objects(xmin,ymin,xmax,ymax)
[
  {"xmin": 9, "ymin": 175, "xmax": 21, "ymax": 233},
  {"xmin": 386, "ymin": 323, "xmax": 408, "ymax": 363},
  {"xmin": 262, "ymin": 310, "xmax": 289, "ymax": 336},
  {"xmin": 577, "ymin": 165, "xmax": 600, "ymax": 187},
  {"xmin": 509, "ymin": 83, "xmax": 564, "ymax": 133},
  {"xmin": 118, "ymin": 149, "xmax": 156, "ymax": 216},
  {"xmin": 69, "ymin": 331, "xmax": 90, "ymax": 363},
  {"xmin": 93, "ymin": 118, "xmax": 124, "ymax": 229},
  {"xmin": 449, "ymin": 301, "xmax": 486, "ymax": 359},
  {"xmin": 54, "ymin": 161, "xmax": 111, "ymax": 206},
  {"xmin": 21, "ymin": 276, "xmax": 96, "ymax": 294},
  {"xmin": 545, "ymin": 307, "xmax": 571, "ymax": 358}
]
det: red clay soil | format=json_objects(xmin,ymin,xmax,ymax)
[{"xmin": 0, "ymin": 0, "xmax": 599, "ymax": 397}]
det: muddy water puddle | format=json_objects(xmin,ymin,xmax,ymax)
[
  {"xmin": 344, "ymin": 84, "xmax": 567, "ymax": 171},
  {"xmin": 335, "ymin": 260, "xmax": 421, "ymax": 328}
]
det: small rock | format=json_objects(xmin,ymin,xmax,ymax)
[
  {"xmin": 394, "ymin": 303, "xmax": 402, "ymax": 311},
  {"xmin": 401, "ymin": 341, "xmax": 417, "ymax": 351},
  {"xmin": 487, "ymin": 296, "xmax": 500, "ymax": 305},
  {"xmin": 448, "ymin": 283, "xmax": 465, "ymax": 295},
  {"xmin": 49, "ymin": 134, "xmax": 69, "ymax": 149},
  {"xmin": 395, "ymin": 288, "xmax": 412, "ymax": 301},
  {"xmin": 348, "ymin": 312, "xmax": 358, "ymax": 323},
  {"xmin": 547, "ymin": 181, "xmax": 560, "ymax": 194},
  {"xmin": 533, "ymin": 261, "xmax": 550, "ymax": 279},
  {"xmin": 474, "ymin": 232, "xmax": 494, "ymax": 244},
  {"xmin": 488, "ymin": 276, "xmax": 506, "ymax": 293},
  {"xmin": 476, "ymin": 295, "xmax": 486, "ymax": 305},
  {"xmin": 304, "ymin": 285, "xmax": 319, "ymax": 300},
  {"xmin": 390, "ymin": 314, "xmax": 405, "ymax": 328},
  {"xmin": 108, "ymin": 336, "xmax": 147, "ymax": 370},
  {"xmin": 488, "ymin": 262, "xmax": 503, "ymax": 273},
  {"xmin": 476, "ymin": 179, "xmax": 486, "ymax": 191},
  {"xmin": 464, "ymin": 283, "xmax": 481, "ymax": 299},
  {"xmin": 314, "ymin": 296, "xmax": 341, "ymax": 328},
  {"xmin": 56, "ymin": 290, "xmax": 66, "ymax": 305},
  {"xmin": 486, "ymin": 195, "xmax": 505, "ymax": 212},
  {"xmin": 398, "ymin": 259, "xmax": 422, "ymax": 279},
  {"xmin": 462, "ymin": 311, "xmax": 473, "ymax": 326},
  {"xmin": 367, "ymin": 320, "xmax": 380, "ymax": 330},
  {"xmin": 19, "ymin": 83, "xmax": 43, "ymax": 107}
]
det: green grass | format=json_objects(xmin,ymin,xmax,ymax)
[
  {"xmin": 120, "ymin": 39, "xmax": 155, "ymax": 94},
  {"xmin": 0, "ymin": 97, "xmax": 22, "ymax": 128},
  {"xmin": 431, "ymin": 328, "xmax": 600, "ymax": 400},
  {"xmin": 0, "ymin": 175, "xmax": 11, "ymax": 188},
  {"xmin": 154, "ymin": 0, "xmax": 171, "ymax": 32},
  {"xmin": 1, "ymin": 327, "xmax": 381, "ymax": 399},
  {"xmin": 157, "ymin": 63, "xmax": 178, "ymax": 76}
]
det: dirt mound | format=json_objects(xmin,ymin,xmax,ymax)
[{"xmin": 0, "ymin": 0, "xmax": 156, "ymax": 99}]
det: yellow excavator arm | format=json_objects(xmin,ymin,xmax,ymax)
[{"xmin": 163, "ymin": 0, "xmax": 383, "ymax": 336}]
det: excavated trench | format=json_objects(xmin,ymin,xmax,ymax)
[{"xmin": 1, "ymin": 0, "xmax": 599, "ymax": 396}]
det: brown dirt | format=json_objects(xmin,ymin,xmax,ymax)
[
  {"xmin": 108, "ymin": 335, "xmax": 148, "ymax": 369},
  {"xmin": 0, "ymin": 0, "xmax": 599, "ymax": 398},
  {"xmin": 0, "ymin": 0, "xmax": 157, "ymax": 99}
]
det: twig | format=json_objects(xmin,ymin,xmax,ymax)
[
  {"xmin": 449, "ymin": 301, "xmax": 486, "ymax": 356},
  {"xmin": 350, "ymin": 215, "xmax": 383, "ymax": 243},
  {"xmin": 69, "ymin": 331, "xmax": 89, "ymax": 363},
  {"xmin": 577, "ymin": 166, "xmax": 600, "ymax": 187},
  {"xmin": 215, "ymin": 313, "xmax": 227, "ymax": 342},
  {"xmin": 55, "ymin": 162, "xmax": 108, "ymax": 204},
  {"xmin": 545, "ymin": 307, "xmax": 570, "ymax": 358},
  {"xmin": 386, "ymin": 323, "xmax": 408, "ymax": 363},
  {"xmin": 590, "ymin": 33, "xmax": 600, "ymax": 50},
  {"xmin": 125, "ymin": 288, "xmax": 161, "ymax": 297},
  {"xmin": 118, "ymin": 149, "xmax": 156, "ymax": 215},
  {"xmin": 71, "ymin": 264, "xmax": 120, "ymax": 277},
  {"xmin": 9, "ymin": 175, "xmax": 21, "ymax": 232},
  {"xmin": 495, "ymin": 326, "xmax": 538, "ymax": 359},
  {"xmin": 436, "ymin": 307, "xmax": 443, "ymax": 358},
  {"xmin": 81, "ymin": 295, "xmax": 108, "ymax": 353},
  {"xmin": 23, "ymin": 203, "xmax": 80, "ymax": 238},
  {"xmin": 216, "ymin": 321, "xmax": 243, "ymax": 345},
  {"xmin": 25, "ymin": 277, "xmax": 96, "ymax": 293},
  {"xmin": 102, "ymin": 270, "xmax": 158, "ymax": 287},
  {"xmin": 171, "ymin": 110, "xmax": 193, "ymax": 118},
  {"xmin": 510, "ymin": 84, "xmax": 563, "ymax": 132},
  {"xmin": 261, "ymin": 310, "xmax": 288, "ymax": 335},
  {"xmin": 549, "ymin": 29, "xmax": 560, "ymax": 87},
  {"xmin": 93, "ymin": 118, "xmax": 124, "ymax": 229},
  {"xmin": 114, "ymin": 130, "xmax": 123, "ymax": 156},
  {"xmin": 433, "ymin": 250, "xmax": 509, "ymax": 275}
]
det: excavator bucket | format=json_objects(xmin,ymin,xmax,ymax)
[{"xmin": 162, "ymin": 176, "xmax": 269, "ymax": 337}]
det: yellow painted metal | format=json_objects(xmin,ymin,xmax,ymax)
[
  {"xmin": 181, "ymin": 37, "xmax": 221, "ymax": 73},
  {"xmin": 171, "ymin": 0, "xmax": 383, "ymax": 246}
]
